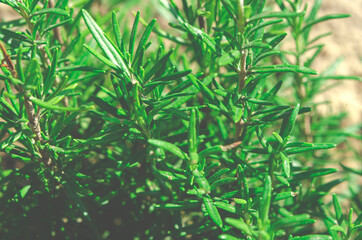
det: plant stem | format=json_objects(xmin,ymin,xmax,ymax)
[
  {"xmin": 294, "ymin": 33, "xmax": 313, "ymax": 143},
  {"xmin": 0, "ymin": 41, "xmax": 51, "ymax": 165},
  {"xmin": 197, "ymin": 0, "xmax": 205, "ymax": 30},
  {"xmin": 49, "ymin": 0, "xmax": 64, "ymax": 47},
  {"xmin": 236, "ymin": 0, "xmax": 245, "ymax": 33},
  {"xmin": 237, "ymin": 50, "xmax": 247, "ymax": 92},
  {"xmin": 234, "ymin": 50, "xmax": 247, "ymax": 139},
  {"xmin": 234, "ymin": 0, "xmax": 247, "ymax": 139}
]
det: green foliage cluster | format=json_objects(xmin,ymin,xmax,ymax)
[{"xmin": 0, "ymin": 0, "xmax": 361, "ymax": 239}]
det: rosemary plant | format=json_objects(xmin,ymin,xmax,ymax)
[{"xmin": 0, "ymin": 0, "xmax": 360, "ymax": 239}]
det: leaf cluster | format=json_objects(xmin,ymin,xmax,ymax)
[{"xmin": 0, "ymin": 0, "xmax": 360, "ymax": 239}]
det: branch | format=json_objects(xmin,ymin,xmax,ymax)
[{"xmin": 0, "ymin": 41, "xmax": 51, "ymax": 166}]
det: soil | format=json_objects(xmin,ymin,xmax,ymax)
[{"xmin": 305, "ymin": 0, "xmax": 362, "ymax": 125}]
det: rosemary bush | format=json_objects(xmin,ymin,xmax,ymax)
[{"xmin": 0, "ymin": 0, "xmax": 361, "ymax": 239}]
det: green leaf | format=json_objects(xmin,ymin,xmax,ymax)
[
  {"xmin": 210, "ymin": 177, "xmax": 237, "ymax": 191},
  {"xmin": 151, "ymin": 69, "xmax": 192, "ymax": 84},
  {"xmin": 144, "ymin": 80, "xmax": 173, "ymax": 92},
  {"xmin": 219, "ymin": 234, "xmax": 240, "ymax": 240},
  {"xmin": 250, "ymin": 64, "xmax": 317, "ymax": 75},
  {"xmin": 158, "ymin": 170, "xmax": 188, "ymax": 181},
  {"xmin": 225, "ymin": 218, "xmax": 254, "ymax": 236},
  {"xmin": 155, "ymin": 200, "xmax": 199, "ymax": 210},
  {"xmin": 253, "ymin": 0, "xmax": 267, "ymax": 15},
  {"xmin": 46, "ymin": 81, "xmax": 77, "ymax": 105},
  {"xmin": 351, "ymin": 224, "xmax": 362, "ymax": 232},
  {"xmin": 305, "ymin": 0, "xmax": 322, "ymax": 24},
  {"xmin": 339, "ymin": 163, "xmax": 362, "ymax": 176},
  {"xmin": 208, "ymin": 168, "xmax": 230, "ymax": 183},
  {"xmin": 246, "ymin": 98, "xmax": 274, "ymax": 105},
  {"xmin": 29, "ymin": 96, "xmax": 91, "ymax": 112},
  {"xmin": 0, "ymin": 28, "xmax": 32, "ymax": 43},
  {"xmin": 247, "ymin": 19, "xmax": 283, "ymax": 37},
  {"xmin": 309, "ymin": 75, "xmax": 362, "ymax": 81},
  {"xmin": 182, "ymin": 22, "xmax": 222, "ymax": 55},
  {"xmin": 248, "ymin": 11, "xmax": 303, "ymax": 23},
  {"xmin": 218, "ymin": 50, "xmax": 239, "ymax": 66},
  {"xmin": 193, "ymin": 169, "xmax": 211, "ymax": 193},
  {"xmin": 330, "ymin": 225, "xmax": 347, "ymax": 235},
  {"xmin": 274, "ymin": 191, "xmax": 295, "ymax": 201},
  {"xmin": 302, "ymin": 14, "xmax": 350, "ymax": 32},
  {"xmin": 26, "ymin": 58, "xmax": 43, "ymax": 94},
  {"xmin": 1, "ymin": 131, "xmax": 22, "ymax": 149},
  {"xmin": 257, "ymin": 106, "xmax": 311, "ymax": 122},
  {"xmin": 214, "ymin": 201, "xmax": 236, "ymax": 214},
  {"xmin": 1, "ymin": 0, "xmax": 19, "ymax": 8},
  {"xmin": 285, "ymin": 143, "xmax": 335, "ymax": 155},
  {"xmin": 187, "ymin": 189, "xmax": 207, "ymax": 195},
  {"xmin": 237, "ymin": 165, "xmax": 249, "ymax": 200},
  {"xmin": 129, "ymin": 11, "xmax": 140, "ymax": 60},
  {"xmin": 203, "ymin": 195, "xmax": 223, "ymax": 228},
  {"xmin": 188, "ymin": 108, "xmax": 198, "ymax": 168},
  {"xmin": 148, "ymin": 139, "xmax": 188, "ymax": 160},
  {"xmin": 49, "ymin": 112, "xmax": 65, "ymax": 140},
  {"xmin": 261, "ymin": 80, "xmax": 283, "ymax": 100},
  {"xmin": 273, "ymin": 132, "xmax": 284, "ymax": 144},
  {"xmin": 285, "ymin": 142, "xmax": 313, "ymax": 148},
  {"xmin": 83, "ymin": 44, "xmax": 118, "ymax": 70},
  {"xmin": 280, "ymin": 152, "xmax": 291, "ymax": 178},
  {"xmin": 90, "ymin": 96, "xmax": 118, "ymax": 117},
  {"xmin": 43, "ymin": 19, "xmax": 73, "ymax": 34},
  {"xmin": 275, "ymin": 174, "xmax": 290, "ymax": 186},
  {"xmin": 333, "ymin": 194, "xmax": 344, "ymax": 225},
  {"xmin": 30, "ymin": 8, "xmax": 69, "ymax": 18},
  {"xmin": 260, "ymin": 175, "xmax": 272, "ymax": 226},
  {"xmin": 62, "ymin": 178, "xmax": 92, "ymax": 223},
  {"xmin": 111, "ymin": 11, "xmax": 122, "ymax": 51},
  {"xmin": 243, "ymin": 41, "xmax": 271, "ymax": 50},
  {"xmin": 19, "ymin": 185, "xmax": 31, "ymax": 198},
  {"xmin": 292, "ymin": 168, "xmax": 338, "ymax": 182},
  {"xmin": 147, "ymin": 99, "xmax": 173, "ymax": 120},
  {"xmin": 189, "ymin": 75, "xmax": 215, "ymax": 103},
  {"xmin": 57, "ymin": 65, "xmax": 105, "ymax": 73},
  {"xmin": 198, "ymin": 145, "xmax": 224, "ymax": 165},
  {"xmin": 234, "ymin": 198, "xmax": 247, "ymax": 205},
  {"xmin": 82, "ymin": 10, "xmax": 130, "ymax": 77},
  {"xmin": 255, "ymin": 33, "xmax": 287, "ymax": 59},
  {"xmin": 134, "ymin": 18, "xmax": 156, "ymax": 65},
  {"xmin": 204, "ymin": 0, "xmax": 217, "ymax": 32},
  {"xmin": 75, "ymin": 132, "xmax": 125, "ymax": 145},
  {"xmin": 316, "ymin": 179, "xmax": 345, "ymax": 193},
  {"xmin": 253, "ymin": 50, "xmax": 280, "ymax": 65},
  {"xmin": 280, "ymin": 103, "xmax": 300, "ymax": 139},
  {"xmin": 44, "ymin": 48, "xmax": 58, "ymax": 95},
  {"xmin": 256, "ymin": 127, "xmax": 274, "ymax": 154},
  {"xmin": 0, "ymin": 96, "xmax": 18, "ymax": 118},
  {"xmin": 144, "ymin": 49, "xmax": 173, "ymax": 83},
  {"xmin": 272, "ymin": 214, "xmax": 315, "ymax": 230},
  {"xmin": 291, "ymin": 235, "xmax": 332, "ymax": 240}
]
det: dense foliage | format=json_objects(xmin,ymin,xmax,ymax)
[{"xmin": 0, "ymin": 0, "xmax": 361, "ymax": 239}]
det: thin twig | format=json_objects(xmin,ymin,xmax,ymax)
[
  {"xmin": 235, "ymin": 50, "xmax": 247, "ymax": 139},
  {"xmin": 49, "ymin": 0, "xmax": 64, "ymax": 47},
  {"xmin": 0, "ymin": 42, "xmax": 17, "ymax": 77},
  {"xmin": 197, "ymin": 0, "xmax": 205, "ymax": 31},
  {"xmin": 237, "ymin": 50, "xmax": 246, "ymax": 92},
  {"xmin": 0, "ymin": 41, "xmax": 51, "ymax": 166},
  {"xmin": 235, "ymin": 1, "xmax": 247, "ymax": 140}
]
